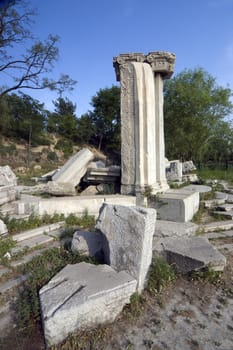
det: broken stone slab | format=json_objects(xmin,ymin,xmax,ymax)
[
  {"xmin": 160, "ymin": 236, "xmax": 226, "ymax": 273},
  {"xmin": 149, "ymin": 189, "xmax": 199, "ymax": 223},
  {"xmin": 0, "ymin": 166, "xmax": 17, "ymax": 187},
  {"xmin": 45, "ymin": 181, "xmax": 77, "ymax": 196},
  {"xmin": 165, "ymin": 160, "xmax": 183, "ymax": 182},
  {"xmin": 96, "ymin": 204, "xmax": 156, "ymax": 292},
  {"xmin": 39, "ymin": 262, "xmax": 137, "ymax": 347},
  {"xmin": 182, "ymin": 173, "xmax": 199, "ymax": 183},
  {"xmin": 0, "ymin": 219, "xmax": 8, "ymax": 236},
  {"xmin": 182, "ymin": 161, "xmax": 196, "ymax": 174},
  {"xmin": 71, "ymin": 231, "xmax": 103, "ymax": 260},
  {"xmin": 52, "ymin": 148, "xmax": 94, "ymax": 187},
  {"xmin": 154, "ymin": 220, "xmax": 198, "ymax": 238},
  {"xmin": 201, "ymin": 220, "xmax": 233, "ymax": 233}
]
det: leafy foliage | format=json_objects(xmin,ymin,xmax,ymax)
[{"xmin": 164, "ymin": 68, "xmax": 233, "ymax": 162}]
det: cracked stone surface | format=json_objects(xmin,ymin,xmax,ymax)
[{"xmin": 39, "ymin": 262, "xmax": 136, "ymax": 347}]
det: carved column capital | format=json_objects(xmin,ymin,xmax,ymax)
[
  {"xmin": 146, "ymin": 51, "xmax": 176, "ymax": 79},
  {"xmin": 113, "ymin": 51, "xmax": 176, "ymax": 80},
  {"xmin": 113, "ymin": 53, "xmax": 146, "ymax": 81}
]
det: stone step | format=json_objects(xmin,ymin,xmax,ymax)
[
  {"xmin": 200, "ymin": 220, "xmax": 233, "ymax": 233},
  {"xmin": 204, "ymin": 192, "xmax": 228, "ymax": 208},
  {"xmin": 12, "ymin": 234, "xmax": 55, "ymax": 254},
  {"xmin": 10, "ymin": 242, "xmax": 60, "ymax": 268},
  {"xmin": 216, "ymin": 203, "xmax": 233, "ymax": 211},
  {"xmin": 0, "ymin": 275, "xmax": 27, "ymax": 294},
  {"xmin": 203, "ymin": 230, "xmax": 233, "ymax": 240},
  {"xmin": 0, "ymin": 267, "xmax": 11, "ymax": 278},
  {"xmin": 213, "ymin": 211, "xmax": 233, "ymax": 219},
  {"xmin": 216, "ymin": 243, "xmax": 233, "ymax": 252},
  {"xmin": 13, "ymin": 221, "xmax": 65, "ymax": 242},
  {"xmin": 226, "ymin": 193, "xmax": 233, "ymax": 203}
]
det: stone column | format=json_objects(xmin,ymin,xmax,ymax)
[
  {"xmin": 113, "ymin": 52, "xmax": 175, "ymax": 195},
  {"xmin": 147, "ymin": 52, "xmax": 176, "ymax": 192}
]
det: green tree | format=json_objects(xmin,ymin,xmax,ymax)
[
  {"xmin": 76, "ymin": 113, "xmax": 95, "ymax": 144},
  {"xmin": 88, "ymin": 85, "xmax": 120, "ymax": 156},
  {"xmin": 207, "ymin": 121, "xmax": 233, "ymax": 167},
  {"xmin": 164, "ymin": 68, "xmax": 233, "ymax": 163},
  {"xmin": 48, "ymin": 97, "xmax": 78, "ymax": 140},
  {"xmin": 0, "ymin": 0, "xmax": 76, "ymax": 97},
  {"xmin": 7, "ymin": 93, "xmax": 46, "ymax": 144}
]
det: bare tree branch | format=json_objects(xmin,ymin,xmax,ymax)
[{"xmin": 0, "ymin": 0, "xmax": 76, "ymax": 98}]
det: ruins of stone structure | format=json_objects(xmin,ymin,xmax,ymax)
[{"xmin": 113, "ymin": 52, "xmax": 176, "ymax": 195}]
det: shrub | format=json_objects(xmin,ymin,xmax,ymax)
[{"xmin": 47, "ymin": 151, "xmax": 58, "ymax": 162}]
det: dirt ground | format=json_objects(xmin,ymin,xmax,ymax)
[{"xmin": 0, "ymin": 245, "xmax": 232, "ymax": 350}]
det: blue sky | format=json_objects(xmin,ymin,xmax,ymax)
[{"xmin": 7, "ymin": 0, "xmax": 233, "ymax": 116}]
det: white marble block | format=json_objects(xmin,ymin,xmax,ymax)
[{"xmin": 96, "ymin": 204, "xmax": 156, "ymax": 292}]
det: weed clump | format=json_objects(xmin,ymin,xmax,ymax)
[
  {"xmin": 190, "ymin": 267, "xmax": 222, "ymax": 285},
  {"xmin": 0, "ymin": 236, "xmax": 16, "ymax": 264},
  {"xmin": 147, "ymin": 257, "xmax": 176, "ymax": 294}
]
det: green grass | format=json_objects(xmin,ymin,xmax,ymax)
[
  {"xmin": 147, "ymin": 257, "xmax": 176, "ymax": 294},
  {"xmin": 197, "ymin": 167, "xmax": 233, "ymax": 184},
  {"xmin": 0, "ymin": 236, "xmax": 16, "ymax": 264},
  {"xmin": 16, "ymin": 247, "xmax": 97, "ymax": 329},
  {"xmin": 1, "ymin": 211, "xmax": 95, "ymax": 235}
]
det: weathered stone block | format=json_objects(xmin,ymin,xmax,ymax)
[
  {"xmin": 40, "ymin": 262, "xmax": 137, "ymax": 347},
  {"xmin": 71, "ymin": 230, "xmax": 103, "ymax": 260},
  {"xmin": 165, "ymin": 160, "xmax": 183, "ymax": 182},
  {"xmin": 149, "ymin": 189, "xmax": 199, "ymax": 222},
  {"xmin": 0, "ymin": 166, "xmax": 17, "ymax": 187},
  {"xmin": 96, "ymin": 204, "xmax": 156, "ymax": 292}
]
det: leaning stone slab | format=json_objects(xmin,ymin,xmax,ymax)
[
  {"xmin": 96, "ymin": 204, "xmax": 156, "ymax": 292},
  {"xmin": 52, "ymin": 148, "xmax": 94, "ymax": 187},
  {"xmin": 71, "ymin": 230, "xmax": 103, "ymax": 260},
  {"xmin": 40, "ymin": 262, "xmax": 137, "ymax": 347},
  {"xmin": 161, "ymin": 236, "xmax": 226, "ymax": 273},
  {"xmin": 154, "ymin": 220, "xmax": 198, "ymax": 238}
]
